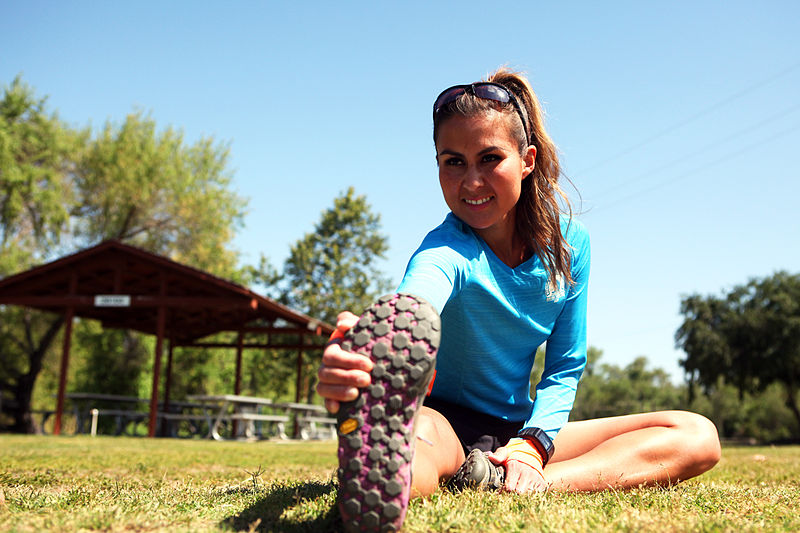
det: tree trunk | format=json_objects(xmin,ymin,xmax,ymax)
[
  {"xmin": 784, "ymin": 381, "xmax": 800, "ymax": 438},
  {"xmin": 9, "ymin": 314, "xmax": 65, "ymax": 434}
]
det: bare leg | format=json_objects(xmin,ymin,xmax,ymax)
[
  {"xmin": 410, "ymin": 407, "xmax": 466, "ymax": 496},
  {"xmin": 545, "ymin": 410, "xmax": 721, "ymax": 491}
]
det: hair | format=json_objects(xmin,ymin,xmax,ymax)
[{"xmin": 432, "ymin": 67, "xmax": 574, "ymax": 287}]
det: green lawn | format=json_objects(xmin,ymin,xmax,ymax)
[{"xmin": 1, "ymin": 435, "xmax": 798, "ymax": 532}]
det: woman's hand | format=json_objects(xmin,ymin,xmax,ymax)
[
  {"xmin": 316, "ymin": 311, "xmax": 373, "ymax": 414},
  {"xmin": 489, "ymin": 438, "xmax": 548, "ymax": 493}
]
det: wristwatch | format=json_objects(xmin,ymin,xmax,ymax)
[{"xmin": 516, "ymin": 427, "xmax": 555, "ymax": 465}]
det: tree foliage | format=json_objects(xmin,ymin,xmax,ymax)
[
  {"xmin": 73, "ymin": 112, "xmax": 245, "ymax": 278},
  {"xmin": 278, "ymin": 186, "xmax": 392, "ymax": 324},
  {"xmin": 676, "ymin": 271, "xmax": 800, "ymax": 436},
  {"xmin": 0, "ymin": 76, "xmax": 81, "ymax": 274},
  {"xmin": 0, "ymin": 76, "xmax": 247, "ymax": 432},
  {"xmin": 248, "ymin": 187, "xmax": 392, "ymax": 403},
  {"xmin": 570, "ymin": 349, "xmax": 684, "ymax": 421}
]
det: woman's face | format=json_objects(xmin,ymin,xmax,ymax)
[{"xmin": 436, "ymin": 112, "xmax": 535, "ymax": 245}]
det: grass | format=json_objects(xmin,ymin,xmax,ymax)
[{"xmin": 1, "ymin": 435, "xmax": 799, "ymax": 532}]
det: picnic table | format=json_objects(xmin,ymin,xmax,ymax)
[
  {"xmin": 274, "ymin": 402, "xmax": 337, "ymax": 440},
  {"xmin": 187, "ymin": 394, "xmax": 291, "ymax": 441},
  {"xmin": 57, "ymin": 392, "xmax": 336, "ymax": 440},
  {"xmin": 187, "ymin": 395, "xmax": 338, "ymax": 441},
  {"xmin": 66, "ymin": 392, "xmax": 149, "ymax": 435},
  {"xmin": 64, "ymin": 392, "xmax": 214, "ymax": 437}
]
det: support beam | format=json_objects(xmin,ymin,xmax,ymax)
[
  {"xmin": 148, "ymin": 305, "xmax": 166, "ymax": 437},
  {"xmin": 164, "ymin": 339, "xmax": 175, "ymax": 411},
  {"xmin": 234, "ymin": 331, "xmax": 244, "ymax": 395},
  {"xmin": 53, "ymin": 307, "xmax": 74, "ymax": 436},
  {"xmin": 177, "ymin": 342, "xmax": 323, "ymax": 350},
  {"xmin": 0, "ymin": 295, "xmax": 259, "ymax": 309},
  {"xmin": 294, "ymin": 335, "xmax": 304, "ymax": 404}
]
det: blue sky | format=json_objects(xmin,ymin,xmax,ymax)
[{"xmin": 3, "ymin": 1, "xmax": 799, "ymax": 380}]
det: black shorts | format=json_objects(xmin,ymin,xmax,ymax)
[{"xmin": 424, "ymin": 396, "xmax": 524, "ymax": 454}]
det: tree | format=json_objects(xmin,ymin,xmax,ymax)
[
  {"xmin": 279, "ymin": 187, "xmax": 392, "ymax": 324},
  {"xmin": 0, "ymin": 77, "xmax": 82, "ymax": 432},
  {"xmin": 253, "ymin": 187, "xmax": 392, "ymax": 402},
  {"xmin": 0, "ymin": 76, "xmax": 247, "ymax": 432},
  {"xmin": 676, "ymin": 271, "xmax": 800, "ymax": 436},
  {"xmin": 570, "ymin": 349, "xmax": 684, "ymax": 421},
  {"xmin": 0, "ymin": 76, "xmax": 80, "ymax": 273}
]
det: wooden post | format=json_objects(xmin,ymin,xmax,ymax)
[
  {"xmin": 53, "ymin": 307, "xmax": 74, "ymax": 436},
  {"xmin": 163, "ymin": 339, "xmax": 174, "ymax": 412},
  {"xmin": 294, "ymin": 339, "xmax": 304, "ymax": 404},
  {"xmin": 293, "ymin": 335, "xmax": 304, "ymax": 438},
  {"xmin": 232, "ymin": 331, "xmax": 244, "ymax": 437},
  {"xmin": 53, "ymin": 271, "xmax": 77, "ymax": 436},
  {"xmin": 148, "ymin": 305, "xmax": 166, "ymax": 437},
  {"xmin": 234, "ymin": 331, "xmax": 244, "ymax": 395}
]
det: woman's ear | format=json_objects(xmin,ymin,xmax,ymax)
[{"xmin": 522, "ymin": 145, "xmax": 537, "ymax": 178}]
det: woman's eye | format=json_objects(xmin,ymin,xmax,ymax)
[
  {"xmin": 482, "ymin": 154, "xmax": 500, "ymax": 163},
  {"xmin": 444, "ymin": 157, "xmax": 464, "ymax": 166}
]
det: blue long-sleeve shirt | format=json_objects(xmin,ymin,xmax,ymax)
[{"xmin": 397, "ymin": 213, "xmax": 590, "ymax": 439}]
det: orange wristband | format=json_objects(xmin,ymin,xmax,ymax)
[{"xmin": 505, "ymin": 437, "xmax": 545, "ymax": 471}]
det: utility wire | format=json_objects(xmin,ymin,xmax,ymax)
[
  {"xmin": 571, "ymin": 61, "xmax": 800, "ymax": 178},
  {"xmin": 589, "ymin": 122, "xmax": 800, "ymax": 212},
  {"xmin": 589, "ymin": 102, "xmax": 800, "ymax": 202}
]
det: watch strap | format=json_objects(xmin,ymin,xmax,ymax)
[{"xmin": 516, "ymin": 427, "xmax": 555, "ymax": 465}]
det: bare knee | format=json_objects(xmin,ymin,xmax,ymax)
[
  {"xmin": 670, "ymin": 411, "xmax": 721, "ymax": 477},
  {"xmin": 415, "ymin": 407, "xmax": 465, "ymax": 475}
]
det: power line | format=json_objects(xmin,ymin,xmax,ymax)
[
  {"xmin": 571, "ymin": 61, "xmax": 800, "ymax": 178},
  {"xmin": 589, "ymin": 122, "xmax": 800, "ymax": 211},
  {"xmin": 589, "ymin": 102, "xmax": 800, "ymax": 202}
]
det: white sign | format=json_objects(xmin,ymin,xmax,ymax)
[{"xmin": 94, "ymin": 295, "xmax": 132, "ymax": 307}]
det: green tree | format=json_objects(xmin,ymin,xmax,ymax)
[
  {"xmin": 280, "ymin": 187, "xmax": 392, "ymax": 324},
  {"xmin": 570, "ymin": 350, "xmax": 684, "ymax": 420},
  {"xmin": 253, "ymin": 187, "xmax": 392, "ymax": 402},
  {"xmin": 0, "ymin": 77, "xmax": 247, "ymax": 433},
  {"xmin": 676, "ymin": 271, "xmax": 800, "ymax": 436},
  {"xmin": 0, "ymin": 77, "xmax": 82, "ymax": 432},
  {"xmin": 73, "ymin": 111, "xmax": 245, "ymax": 277}
]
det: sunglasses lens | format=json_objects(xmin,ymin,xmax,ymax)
[
  {"xmin": 473, "ymin": 84, "xmax": 510, "ymax": 103},
  {"xmin": 434, "ymin": 87, "xmax": 468, "ymax": 113}
]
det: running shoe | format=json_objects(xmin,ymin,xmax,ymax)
[
  {"xmin": 446, "ymin": 448, "xmax": 506, "ymax": 492},
  {"xmin": 335, "ymin": 293, "xmax": 440, "ymax": 532}
]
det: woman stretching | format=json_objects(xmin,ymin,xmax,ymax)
[{"xmin": 317, "ymin": 67, "xmax": 721, "ymax": 532}]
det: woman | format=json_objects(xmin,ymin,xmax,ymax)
[{"xmin": 317, "ymin": 68, "xmax": 721, "ymax": 532}]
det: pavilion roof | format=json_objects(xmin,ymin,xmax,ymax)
[{"xmin": 0, "ymin": 240, "xmax": 333, "ymax": 343}]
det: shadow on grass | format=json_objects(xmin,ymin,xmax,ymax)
[{"xmin": 222, "ymin": 480, "xmax": 343, "ymax": 532}]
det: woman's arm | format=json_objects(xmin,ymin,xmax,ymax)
[{"xmin": 527, "ymin": 222, "xmax": 591, "ymax": 439}]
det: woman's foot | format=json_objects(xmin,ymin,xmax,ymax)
[
  {"xmin": 335, "ymin": 294, "xmax": 440, "ymax": 532},
  {"xmin": 447, "ymin": 448, "xmax": 505, "ymax": 492}
]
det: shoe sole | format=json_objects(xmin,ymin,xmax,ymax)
[{"xmin": 336, "ymin": 293, "xmax": 440, "ymax": 532}]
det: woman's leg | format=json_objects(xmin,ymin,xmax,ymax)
[
  {"xmin": 544, "ymin": 410, "xmax": 721, "ymax": 491},
  {"xmin": 411, "ymin": 406, "xmax": 466, "ymax": 496}
]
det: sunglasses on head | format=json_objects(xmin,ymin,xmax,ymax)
[{"xmin": 433, "ymin": 82, "xmax": 531, "ymax": 145}]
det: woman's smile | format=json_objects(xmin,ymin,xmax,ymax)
[
  {"xmin": 436, "ymin": 112, "xmax": 535, "ymax": 250},
  {"xmin": 464, "ymin": 195, "xmax": 494, "ymax": 206}
]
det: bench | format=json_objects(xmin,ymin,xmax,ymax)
[
  {"xmin": 297, "ymin": 415, "xmax": 337, "ymax": 440},
  {"xmin": 211, "ymin": 413, "xmax": 290, "ymax": 440},
  {"xmin": 89, "ymin": 409, "xmax": 149, "ymax": 436},
  {"xmin": 158, "ymin": 412, "xmax": 214, "ymax": 438}
]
